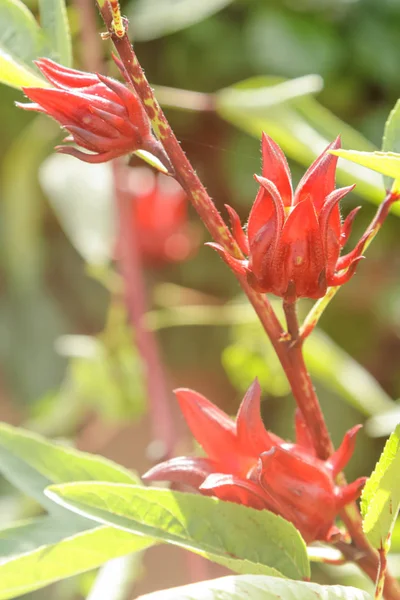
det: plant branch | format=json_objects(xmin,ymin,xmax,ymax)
[{"xmin": 112, "ymin": 161, "xmax": 175, "ymax": 460}]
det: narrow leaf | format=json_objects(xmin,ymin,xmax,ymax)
[
  {"xmin": 217, "ymin": 76, "xmax": 385, "ymax": 206},
  {"xmin": 331, "ymin": 149, "xmax": 400, "ymax": 193},
  {"xmin": 39, "ymin": 154, "xmax": 115, "ymax": 267},
  {"xmin": 0, "ymin": 519, "xmax": 153, "ymax": 600},
  {"xmin": 137, "ymin": 574, "xmax": 372, "ymax": 600},
  {"xmin": 46, "ymin": 483, "xmax": 310, "ymax": 580},
  {"xmin": 0, "ymin": 0, "xmax": 48, "ymax": 89},
  {"xmin": 0, "ymin": 422, "xmax": 139, "ymax": 510},
  {"xmin": 382, "ymin": 99, "xmax": 400, "ymax": 191},
  {"xmin": 38, "ymin": 0, "xmax": 72, "ymax": 66},
  {"xmin": 361, "ymin": 424, "xmax": 400, "ymax": 550},
  {"xmin": 129, "ymin": 0, "xmax": 233, "ymax": 42},
  {"xmin": 0, "ymin": 50, "xmax": 48, "ymax": 89}
]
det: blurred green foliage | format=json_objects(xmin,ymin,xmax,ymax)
[{"xmin": 0, "ymin": 0, "xmax": 400, "ymax": 598}]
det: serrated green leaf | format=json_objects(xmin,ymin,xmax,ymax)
[
  {"xmin": 382, "ymin": 99, "xmax": 400, "ymax": 192},
  {"xmin": 38, "ymin": 0, "xmax": 72, "ymax": 66},
  {"xmin": 129, "ymin": 0, "xmax": 234, "ymax": 42},
  {"xmin": 0, "ymin": 0, "xmax": 48, "ymax": 89},
  {"xmin": 46, "ymin": 483, "xmax": 310, "ymax": 580},
  {"xmin": 217, "ymin": 76, "xmax": 385, "ymax": 206},
  {"xmin": 0, "ymin": 422, "xmax": 139, "ymax": 511},
  {"xmin": 331, "ymin": 150, "xmax": 400, "ymax": 194},
  {"xmin": 361, "ymin": 424, "xmax": 400, "ymax": 550},
  {"xmin": 137, "ymin": 574, "xmax": 372, "ymax": 600},
  {"xmin": 0, "ymin": 517, "xmax": 153, "ymax": 600}
]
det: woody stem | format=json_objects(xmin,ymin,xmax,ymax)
[{"xmin": 283, "ymin": 300, "xmax": 300, "ymax": 342}]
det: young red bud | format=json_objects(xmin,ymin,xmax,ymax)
[
  {"xmin": 210, "ymin": 134, "xmax": 364, "ymax": 300},
  {"xmin": 16, "ymin": 58, "xmax": 167, "ymax": 166}
]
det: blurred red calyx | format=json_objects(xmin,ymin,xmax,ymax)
[
  {"xmin": 119, "ymin": 167, "xmax": 200, "ymax": 265},
  {"xmin": 16, "ymin": 58, "xmax": 163, "ymax": 164},
  {"xmin": 143, "ymin": 379, "xmax": 366, "ymax": 543},
  {"xmin": 210, "ymin": 134, "xmax": 363, "ymax": 300}
]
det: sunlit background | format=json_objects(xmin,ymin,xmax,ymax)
[{"xmin": 1, "ymin": 0, "xmax": 400, "ymax": 597}]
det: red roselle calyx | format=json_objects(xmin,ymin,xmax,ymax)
[
  {"xmin": 143, "ymin": 379, "xmax": 366, "ymax": 543},
  {"xmin": 16, "ymin": 58, "xmax": 168, "ymax": 166},
  {"xmin": 210, "ymin": 134, "xmax": 363, "ymax": 301},
  {"xmin": 117, "ymin": 167, "xmax": 200, "ymax": 265}
]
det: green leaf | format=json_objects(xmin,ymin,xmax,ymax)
[
  {"xmin": 46, "ymin": 483, "xmax": 310, "ymax": 580},
  {"xmin": 0, "ymin": 422, "xmax": 139, "ymax": 511},
  {"xmin": 382, "ymin": 99, "xmax": 400, "ymax": 192},
  {"xmin": 0, "ymin": 51, "xmax": 48, "ymax": 88},
  {"xmin": 216, "ymin": 75, "xmax": 323, "ymax": 112},
  {"xmin": 129, "ymin": 0, "xmax": 234, "ymax": 42},
  {"xmin": 0, "ymin": 517, "xmax": 153, "ymax": 600},
  {"xmin": 361, "ymin": 424, "xmax": 400, "ymax": 551},
  {"xmin": 136, "ymin": 574, "xmax": 372, "ymax": 600},
  {"xmin": 217, "ymin": 76, "xmax": 385, "ymax": 205},
  {"xmin": 38, "ymin": 0, "xmax": 72, "ymax": 66},
  {"xmin": 304, "ymin": 331, "xmax": 395, "ymax": 418},
  {"xmin": 39, "ymin": 154, "xmax": 115, "ymax": 266},
  {"xmin": 0, "ymin": 0, "xmax": 48, "ymax": 88},
  {"xmin": 331, "ymin": 149, "xmax": 400, "ymax": 194}
]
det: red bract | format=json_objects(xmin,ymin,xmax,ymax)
[
  {"xmin": 143, "ymin": 379, "xmax": 366, "ymax": 543},
  {"xmin": 210, "ymin": 134, "xmax": 363, "ymax": 300},
  {"xmin": 16, "ymin": 58, "xmax": 162, "ymax": 164},
  {"xmin": 121, "ymin": 167, "xmax": 199, "ymax": 265}
]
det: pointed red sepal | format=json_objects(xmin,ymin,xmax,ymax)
[
  {"xmin": 341, "ymin": 206, "xmax": 361, "ymax": 248},
  {"xmin": 142, "ymin": 456, "xmax": 217, "ymax": 489},
  {"xmin": 34, "ymin": 58, "xmax": 99, "ymax": 89},
  {"xmin": 279, "ymin": 199, "xmax": 325, "ymax": 298},
  {"xmin": 206, "ymin": 243, "xmax": 248, "ymax": 277},
  {"xmin": 319, "ymin": 185, "xmax": 356, "ymax": 243},
  {"xmin": 336, "ymin": 477, "xmax": 367, "ymax": 510},
  {"xmin": 261, "ymin": 133, "xmax": 292, "ymax": 207},
  {"xmin": 97, "ymin": 73, "xmax": 150, "ymax": 136},
  {"xmin": 236, "ymin": 379, "xmax": 283, "ymax": 457},
  {"xmin": 330, "ymin": 256, "xmax": 364, "ymax": 286},
  {"xmin": 225, "ymin": 204, "xmax": 249, "ymax": 255},
  {"xmin": 294, "ymin": 409, "xmax": 316, "ymax": 456},
  {"xmin": 294, "ymin": 137, "xmax": 341, "ymax": 212},
  {"xmin": 326, "ymin": 425, "xmax": 362, "ymax": 477},
  {"xmin": 55, "ymin": 146, "xmax": 120, "ymax": 163},
  {"xmin": 173, "ymin": 388, "xmax": 239, "ymax": 472},
  {"xmin": 200, "ymin": 473, "xmax": 272, "ymax": 510},
  {"xmin": 112, "ymin": 52, "xmax": 130, "ymax": 83},
  {"xmin": 251, "ymin": 175, "xmax": 284, "ymax": 241}
]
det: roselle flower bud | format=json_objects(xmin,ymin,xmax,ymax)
[
  {"xmin": 16, "ymin": 58, "xmax": 165, "ymax": 165},
  {"xmin": 143, "ymin": 379, "xmax": 366, "ymax": 543},
  {"xmin": 117, "ymin": 167, "xmax": 200, "ymax": 265},
  {"xmin": 210, "ymin": 134, "xmax": 364, "ymax": 300}
]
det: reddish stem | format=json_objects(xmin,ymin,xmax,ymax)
[{"xmin": 112, "ymin": 162, "xmax": 175, "ymax": 460}]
